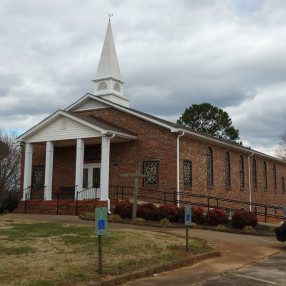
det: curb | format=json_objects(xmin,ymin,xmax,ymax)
[
  {"xmin": 89, "ymin": 250, "xmax": 221, "ymax": 286},
  {"xmin": 80, "ymin": 216, "xmax": 275, "ymax": 237}
]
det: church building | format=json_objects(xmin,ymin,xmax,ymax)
[{"xmin": 17, "ymin": 20, "xmax": 286, "ymax": 217}]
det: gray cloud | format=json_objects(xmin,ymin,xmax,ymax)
[{"xmin": 1, "ymin": 0, "xmax": 286, "ymax": 156}]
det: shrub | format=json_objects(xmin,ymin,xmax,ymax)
[
  {"xmin": 232, "ymin": 210, "xmax": 257, "ymax": 229},
  {"xmin": 206, "ymin": 209, "xmax": 228, "ymax": 226},
  {"xmin": 159, "ymin": 204, "xmax": 179, "ymax": 222},
  {"xmin": 160, "ymin": 218, "xmax": 171, "ymax": 226},
  {"xmin": 136, "ymin": 202, "xmax": 158, "ymax": 220},
  {"xmin": 0, "ymin": 195, "xmax": 19, "ymax": 213},
  {"xmin": 192, "ymin": 207, "xmax": 205, "ymax": 224},
  {"xmin": 134, "ymin": 218, "xmax": 146, "ymax": 224},
  {"xmin": 113, "ymin": 200, "xmax": 133, "ymax": 218},
  {"xmin": 108, "ymin": 214, "xmax": 123, "ymax": 222},
  {"xmin": 243, "ymin": 225, "xmax": 256, "ymax": 233},
  {"xmin": 177, "ymin": 206, "xmax": 185, "ymax": 223},
  {"xmin": 217, "ymin": 224, "xmax": 227, "ymax": 231},
  {"xmin": 81, "ymin": 212, "xmax": 95, "ymax": 220}
]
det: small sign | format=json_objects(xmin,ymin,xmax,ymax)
[
  {"xmin": 95, "ymin": 207, "xmax": 108, "ymax": 235},
  {"xmin": 283, "ymin": 206, "xmax": 286, "ymax": 217},
  {"xmin": 185, "ymin": 204, "xmax": 192, "ymax": 226}
]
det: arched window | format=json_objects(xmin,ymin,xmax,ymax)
[
  {"xmin": 263, "ymin": 161, "xmax": 267, "ymax": 190},
  {"xmin": 98, "ymin": 82, "xmax": 107, "ymax": 90},
  {"xmin": 239, "ymin": 156, "xmax": 244, "ymax": 189},
  {"xmin": 273, "ymin": 164, "xmax": 277, "ymax": 192},
  {"xmin": 225, "ymin": 152, "xmax": 230, "ymax": 188},
  {"xmin": 207, "ymin": 147, "xmax": 213, "ymax": 187},
  {"xmin": 252, "ymin": 158, "xmax": 257, "ymax": 190},
  {"xmin": 113, "ymin": 82, "xmax": 120, "ymax": 92}
]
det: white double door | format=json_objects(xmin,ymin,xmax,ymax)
[{"xmin": 81, "ymin": 163, "xmax": 101, "ymax": 199}]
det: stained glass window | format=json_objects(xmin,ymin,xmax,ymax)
[
  {"xmin": 252, "ymin": 158, "xmax": 257, "ymax": 190},
  {"xmin": 184, "ymin": 160, "xmax": 192, "ymax": 188},
  {"xmin": 263, "ymin": 161, "xmax": 267, "ymax": 190},
  {"xmin": 239, "ymin": 156, "xmax": 244, "ymax": 189},
  {"xmin": 32, "ymin": 166, "xmax": 45, "ymax": 189},
  {"xmin": 282, "ymin": 177, "xmax": 285, "ymax": 194},
  {"xmin": 225, "ymin": 152, "xmax": 230, "ymax": 188},
  {"xmin": 273, "ymin": 164, "xmax": 277, "ymax": 192},
  {"xmin": 207, "ymin": 147, "xmax": 213, "ymax": 187},
  {"xmin": 143, "ymin": 161, "xmax": 158, "ymax": 187}
]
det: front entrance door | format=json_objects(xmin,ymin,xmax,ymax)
[{"xmin": 81, "ymin": 163, "xmax": 101, "ymax": 199}]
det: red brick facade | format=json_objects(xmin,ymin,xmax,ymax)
[{"xmin": 19, "ymin": 106, "xmax": 286, "ymax": 216}]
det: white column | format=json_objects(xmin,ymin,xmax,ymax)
[
  {"xmin": 44, "ymin": 141, "xmax": 54, "ymax": 200},
  {"xmin": 75, "ymin": 139, "xmax": 84, "ymax": 198},
  {"xmin": 23, "ymin": 143, "xmax": 33, "ymax": 200},
  {"xmin": 100, "ymin": 136, "xmax": 110, "ymax": 203}
]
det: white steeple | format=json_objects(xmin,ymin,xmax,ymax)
[{"xmin": 93, "ymin": 19, "xmax": 129, "ymax": 107}]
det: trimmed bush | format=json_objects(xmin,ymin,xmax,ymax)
[
  {"xmin": 160, "ymin": 218, "xmax": 171, "ymax": 226},
  {"xmin": 206, "ymin": 209, "xmax": 228, "ymax": 226},
  {"xmin": 192, "ymin": 207, "xmax": 205, "ymax": 224},
  {"xmin": 113, "ymin": 200, "xmax": 133, "ymax": 218},
  {"xmin": 136, "ymin": 202, "xmax": 158, "ymax": 220},
  {"xmin": 232, "ymin": 210, "xmax": 257, "ymax": 229},
  {"xmin": 243, "ymin": 225, "xmax": 256, "ymax": 233},
  {"xmin": 217, "ymin": 224, "xmax": 227, "ymax": 231},
  {"xmin": 159, "ymin": 204, "xmax": 179, "ymax": 222},
  {"xmin": 134, "ymin": 217, "xmax": 146, "ymax": 224},
  {"xmin": 108, "ymin": 214, "xmax": 123, "ymax": 222}
]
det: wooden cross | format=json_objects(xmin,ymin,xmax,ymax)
[{"xmin": 120, "ymin": 161, "xmax": 153, "ymax": 221}]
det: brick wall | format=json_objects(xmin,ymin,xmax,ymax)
[
  {"xmin": 77, "ymin": 108, "xmax": 178, "ymax": 198},
  {"xmin": 179, "ymin": 135, "xmax": 286, "ymax": 209},
  {"xmin": 20, "ymin": 106, "xmax": 286, "ymax": 211}
]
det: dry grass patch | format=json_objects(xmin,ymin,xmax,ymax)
[{"xmin": 0, "ymin": 218, "xmax": 212, "ymax": 286}]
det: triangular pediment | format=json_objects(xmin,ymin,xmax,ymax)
[{"xmin": 18, "ymin": 111, "xmax": 105, "ymax": 143}]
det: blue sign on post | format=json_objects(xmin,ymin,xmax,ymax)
[
  {"xmin": 185, "ymin": 204, "xmax": 192, "ymax": 226},
  {"xmin": 95, "ymin": 207, "xmax": 108, "ymax": 235}
]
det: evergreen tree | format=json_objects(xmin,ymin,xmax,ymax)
[{"xmin": 177, "ymin": 103, "xmax": 239, "ymax": 142}]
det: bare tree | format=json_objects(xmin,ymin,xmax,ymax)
[
  {"xmin": 276, "ymin": 130, "xmax": 286, "ymax": 161},
  {"xmin": 0, "ymin": 130, "xmax": 21, "ymax": 204}
]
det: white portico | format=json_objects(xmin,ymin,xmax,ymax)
[{"xmin": 18, "ymin": 110, "xmax": 137, "ymax": 210}]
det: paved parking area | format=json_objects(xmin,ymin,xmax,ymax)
[{"xmin": 201, "ymin": 252, "xmax": 286, "ymax": 285}]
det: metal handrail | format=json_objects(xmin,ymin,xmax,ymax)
[{"xmin": 113, "ymin": 185, "xmax": 286, "ymax": 222}]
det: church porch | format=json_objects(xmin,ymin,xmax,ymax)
[{"xmin": 17, "ymin": 110, "xmax": 137, "ymax": 215}]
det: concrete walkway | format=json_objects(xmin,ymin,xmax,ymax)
[{"xmin": 2, "ymin": 213, "xmax": 284, "ymax": 286}]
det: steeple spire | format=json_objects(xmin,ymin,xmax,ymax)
[
  {"xmin": 93, "ymin": 18, "xmax": 129, "ymax": 107},
  {"xmin": 96, "ymin": 19, "xmax": 122, "ymax": 80}
]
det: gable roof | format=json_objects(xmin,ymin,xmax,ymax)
[
  {"xmin": 65, "ymin": 93, "xmax": 286, "ymax": 164},
  {"xmin": 17, "ymin": 109, "xmax": 137, "ymax": 143}
]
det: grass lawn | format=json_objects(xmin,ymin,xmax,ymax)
[{"xmin": 0, "ymin": 218, "xmax": 212, "ymax": 286}]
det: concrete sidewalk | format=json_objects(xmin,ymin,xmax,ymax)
[{"xmin": 2, "ymin": 213, "xmax": 283, "ymax": 286}]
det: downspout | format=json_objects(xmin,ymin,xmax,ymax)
[
  {"xmin": 177, "ymin": 131, "xmax": 185, "ymax": 207},
  {"xmin": 247, "ymin": 152, "xmax": 254, "ymax": 211},
  {"xmin": 107, "ymin": 133, "xmax": 116, "ymax": 213}
]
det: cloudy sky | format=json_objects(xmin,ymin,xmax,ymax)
[{"xmin": 1, "ymin": 0, "xmax": 286, "ymax": 156}]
